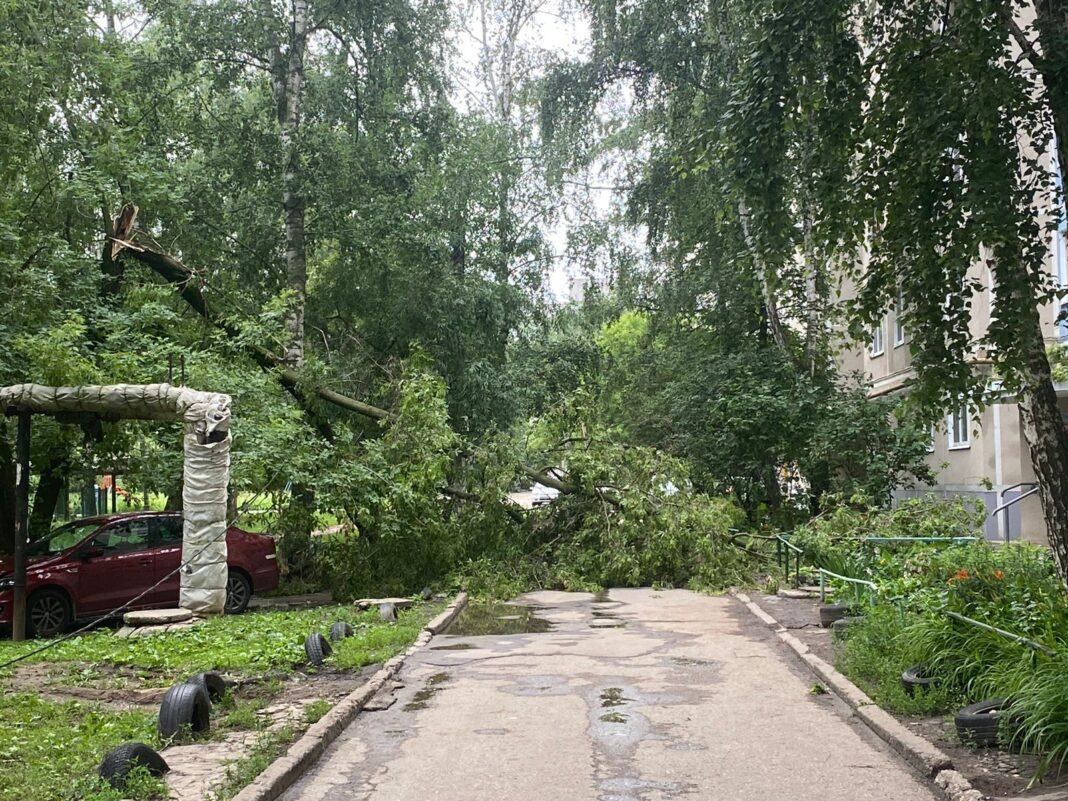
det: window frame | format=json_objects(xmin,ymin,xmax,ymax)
[
  {"xmin": 947, "ymin": 405, "xmax": 971, "ymax": 450},
  {"xmin": 894, "ymin": 289, "xmax": 906, "ymax": 347},
  {"xmin": 869, "ymin": 320, "xmax": 885, "ymax": 357}
]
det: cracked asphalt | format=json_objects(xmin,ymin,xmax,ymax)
[{"xmin": 279, "ymin": 589, "xmax": 938, "ymax": 801}]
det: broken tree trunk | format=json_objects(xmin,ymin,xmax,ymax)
[{"xmin": 114, "ymin": 231, "xmax": 609, "ymax": 505}]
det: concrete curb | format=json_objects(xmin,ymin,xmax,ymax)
[
  {"xmin": 733, "ymin": 592, "xmax": 988, "ymax": 801},
  {"xmin": 229, "ymin": 591, "xmax": 469, "ymax": 801}
]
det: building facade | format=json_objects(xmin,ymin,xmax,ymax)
[{"xmin": 838, "ymin": 243, "xmax": 1068, "ymax": 545}]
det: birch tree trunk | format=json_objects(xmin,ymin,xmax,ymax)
[
  {"xmin": 737, "ymin": 199, "xmax": 787, "ymax": 352},
  {"xmin": 1015, "ymin": 313, "xmax": 1068, "ymax": 578},
  {"xmin": 1007, "ymin": 1, "xmax": 1068, "ymax": 580},
  {"xmin": 279, "ymin": 0, "xmax": 309, "ymax": 369}
]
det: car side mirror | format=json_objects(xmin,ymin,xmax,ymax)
[{"xmin": 79, "ymin": 546, "xmax": 105, "ymax": 560}]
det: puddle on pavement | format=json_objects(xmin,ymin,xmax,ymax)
[
  {"xmin": 429, "ymin": 642, "xmax": 475, "ymax": 651},
  {"xmin": 600, "ymin": 687, "xmax": 633, "ymax": 708},
  {"xmin": 671, "ymin": 657, "xmax": 717, "ymax": 667},
  {"xmin": 590, "ymin": 620, "xmax": 626, "ymax": 628},
  {"xmin": 443, "ymin": 601, "xmax": 552, "ymax": 635},
  {"xmin": 402, "ymin": 673, "xmax": 451, "ymax": 711}
]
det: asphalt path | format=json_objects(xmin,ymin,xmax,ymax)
[{"xmin": 280, "ymin": 588, "xmax": 938, "ymax": 801}]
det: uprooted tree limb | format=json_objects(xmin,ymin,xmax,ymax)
[{"xmin": 110, "ymin": 205, "xmax": 591, "ymax": 503}]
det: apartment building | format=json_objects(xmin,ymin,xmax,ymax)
[{"xmin": 838, "ymin": 229, "xmax": 1068, "ymax": 545}]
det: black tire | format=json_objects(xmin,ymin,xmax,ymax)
[
  {"xmin": 188, "ymin": 671, "xmax": 228, "ymax": 703},
  {"xmin": 902, "ymin": 664, "xmax": 935, "ymax": 697},
  {"xmin": 955, "ymin": 698, "xmax": 1010, "ymax": 747},
  {"xmin": 27, "ymin": 588, "xmax": 73, "ymax": 638},
  {"xmin": 831, "ymin": 616, "xmax": 863, "ymax": 634},
  {"xmin": 99, "ymin": 742, "xmax": 169, "ymax": 788},
  {"xmin": 330, "ymin": 622, "xmax": 353, "ymax": 641},
  {"xmin": 158, "ymin": 682, "xmax": 211, "ymax": 740},
  {"xmin": 304, "ymin": 632, "xmax": 332, "ymax": 665},
  {"xmin": 224, "ymin": 571, "xmax": 252, "ymax": 615},
  {"xmin": 819, "ymin": 603, "xmax": 849, "ymax": 628}
]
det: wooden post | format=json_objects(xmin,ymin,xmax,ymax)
[{"xmin": 12, "ymin": 410, "xmax": 30, "ymax": 641}]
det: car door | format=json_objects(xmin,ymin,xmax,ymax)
[
  {"xmin": 76, "ymin": 519, "xmax": 156, "ymax": 615},
  {"xmin": 151, "ymin": 515, "xmax": 184, "ymax": 606}
]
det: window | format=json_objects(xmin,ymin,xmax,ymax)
[
  {"xmin": 870, "ymin": 321, "xmax": 885, "ymax": 356},
  {"xmin": 91, "ymin": 520, "xmax": 151, "ymax": 553},
  {"xmin": 155, "ymin": 516, "xmax": 183, "ymax": 546},
  {"xmin": 894, "ymin": 289, "xmax": 906, "ymax": 346},
  {"xmin": 947, "ymin": 405, "xmax": 971, "ymax": 450}
]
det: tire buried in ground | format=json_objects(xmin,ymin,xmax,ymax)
[
  {"xmin": 99, "ymin": 742, "xmax": 169, "ymax": 788},
  {"xmin": 818, "ymin": 603, "xmax": 850, "ymax": 628},
  {"xmin": 901, "ymin": 664, "xmax": 935, "ymax": 697},
  {"xmin": 188, "ymin": 671, "xmax": 228, "ymax": 703},
  {"xmin": 330, "ymin": 622, "xmax": 353, "ymax": 641},
  {"xmin": 955, "ymin": 698, "xmax": 1011, "ymax": 747},
  {"xmin": 158, "ymin": 682, "xmax": 212, "ymax": 740},
  {"xmin": 830, "ymin": 616, "xmax": 863, "ymax": 634},
  {"xmin": 305, "ymin": 632, "xmax": 332, "ymax": 665}
]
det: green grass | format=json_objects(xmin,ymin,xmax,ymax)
[
  {"xmin": 0, "ymin": 694, "xmax": 166, "ymax": 801},
  {"xmin": 0, "ymin": 604, "xmax": 432, "ymax": 683},
  {"xmin": 0, "ymin": 603, "xmax": 437, "ymax": 801},
  {"xmin": 205, "ymin": 726, "xmax": 297, "ymax": 801}
]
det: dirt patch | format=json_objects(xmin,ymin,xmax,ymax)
[
  {"xmin": 5, "ymin": 661, "xmax": 170, "ymax": 707},
  {"xmin": 905, "ymin": 715, "xmax": 1063, "ymax": 799},
  {"xmin": 753, "ymin": 593, "xmax": 1062, "ymax": 799},
  {"xmin": 269, "ymin": 664, "xmax": 380, "ymax": 707}
]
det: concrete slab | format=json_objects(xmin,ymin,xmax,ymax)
[
  {"xmin": 123, "ymin": 608, "xmax": 192, "ymax": 626},
  {"xmin": 279, "ymin": 589, "xmax": 938, "ymax": 801}
]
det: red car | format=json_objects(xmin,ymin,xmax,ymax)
[{"xmin": 0, "ymin": 512, "xmax": 279, "ymax": 637}]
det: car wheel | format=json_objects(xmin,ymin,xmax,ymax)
[
  {"xmin": 99, "ymin": 742, "xmax": 169, "ymax": 788},
  {"xmin": 224, "ymin": 571, "xmax": 252, "ymax": 615},
  {"xmin": 158, "ymin": 682, "xmax": 211, "ymax": 740},
  {"xmin": 27, "ymin": 589, "xmax": 72, "ymax": 638}
]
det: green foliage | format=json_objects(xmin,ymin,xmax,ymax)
[
  {"xmin": 821, "ymin": 523, "xmax": 1068, "ymax": 780},
  {"xmin": 0, "ymin": 694, "xmax": 164, "ymax": 801},
  {"xmin": 0, "ymin": 605, "xmax": 430, "ymax": 681}
]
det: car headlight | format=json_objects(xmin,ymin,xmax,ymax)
[{"xmin": 0, "ymin": 577, "xmax": 13, "ymax": 591}]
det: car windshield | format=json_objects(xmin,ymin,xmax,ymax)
[{"xmin": 26, "ymin": 521, "xmax": 103, "ymax": 556}]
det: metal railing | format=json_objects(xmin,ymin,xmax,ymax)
[
  {"xmin": 944, "ymin": 610, "xmax": 1055, "ymax": 656},
  {"xmin": 989, "ymin": 483, "xmax": 1039, "ymax": 543},
  {"xmin": 859, "ymin": 536, "xmax": 979, "ymax": 544},
  {"xmin": 776, "ymin": 534, "xmax": 804, "ymax": 587},
  {"xmin": 818, "ymin": 568, "xmax": 877, "ymax": 606}
]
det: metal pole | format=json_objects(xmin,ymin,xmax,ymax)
[{"xmin": 12, "ymin": 410, "xmax": 30, "ymax": 641}]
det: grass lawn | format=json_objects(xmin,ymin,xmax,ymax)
[{"xmin": 0, "ymin": 603, "xmax": 436, "ymax": 801}]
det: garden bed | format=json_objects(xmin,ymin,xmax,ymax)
[
  {"xmin": 0, "ymin": 601, "xmax": 438, "ymax": 801},
  {"xmin": 756, "ymin": 592, "xmax": 1056, "ymax": 799}
]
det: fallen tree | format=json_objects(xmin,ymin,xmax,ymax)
[{"xmin": 111, "ymin": 205, "xmax": 585, "ymax": 500}]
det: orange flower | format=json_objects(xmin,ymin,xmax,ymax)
[
  {"xmin": 949, "ymin": 569, "xmax": 970, "ymax": 584},
  {"xmin": 993, "ymin": 570, "xmax": 1004, "ymax": 580}
]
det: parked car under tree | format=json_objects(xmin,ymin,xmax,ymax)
[{"xmin": 0, "ymin": 512, "xmax": 279, "ymax": 637}]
